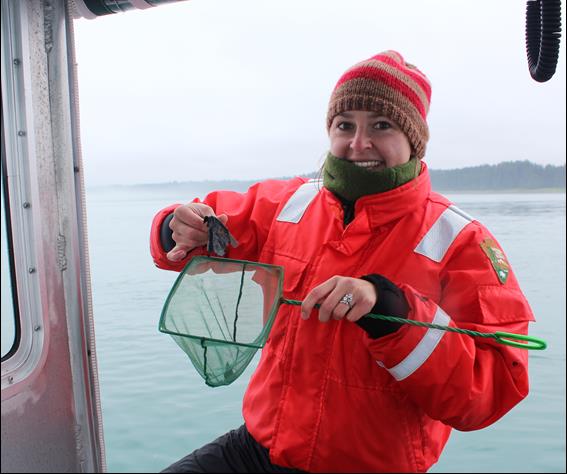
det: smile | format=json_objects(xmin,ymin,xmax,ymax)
[{"xmin": 352, "ymin": 160, "xmax": 384, "ymax": 168}]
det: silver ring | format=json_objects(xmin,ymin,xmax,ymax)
[{"xmin": 339, "ymin": 293, "xmax": 354, "ymax": 309}]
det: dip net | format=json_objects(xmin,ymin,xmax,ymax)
[{"xmin": 159, "ymin": 256, "xmax": 283, "ymax": 387}]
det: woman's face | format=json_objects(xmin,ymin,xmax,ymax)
[{"xmin": 329, "ymin": 110, "xmax": 412, "ymax": 171}]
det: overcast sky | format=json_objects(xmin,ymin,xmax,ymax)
[{"xmin": 73, "ymin": 0, "xmax": 566, "ymax": 186}]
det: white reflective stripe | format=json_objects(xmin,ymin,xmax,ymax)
[
  {"xmin": 276, "ymin": 179, "xmax": 322, "ymax": 223},
  {"xmin": 447, "ymin": 204, "xmax": 475, "ymax": 222},
  {"xmin": 384, "ymin": 307, "xmax": 451, "ymax": 381},
  {"xmin": 129, "ymin": 0, "xmax": 153, "ymax": 9},
  {"xmin": 414, "ymin": 205, "xmax": 474, "ymax": 262}
]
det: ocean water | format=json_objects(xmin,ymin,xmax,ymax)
[{"xmin": 86, "ymin": 187, "xmax": 566, "ymax": 473}]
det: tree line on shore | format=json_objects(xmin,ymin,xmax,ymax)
[
  {"xmin": 120, "ymin": 160, "xmax": 565, "ymax": 193},
  {"xmin": 428, "ymin": 160, "xmax": 565, "ymax": 191}
]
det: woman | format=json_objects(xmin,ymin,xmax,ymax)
[{"xmin": 150, "ymin": 51, "xmax": 534, "ymax": 473}]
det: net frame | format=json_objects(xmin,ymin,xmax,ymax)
[{"xmin": 159, "ymin": 256, "xmax": 284, "ymax": 386}]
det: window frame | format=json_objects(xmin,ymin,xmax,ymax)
[
  {"xmin": 0, "ymin": 0, "xmax": 45, "ymax": 389},
  {"xmin": 1, "ymin": 104, "xmax": 22, "ymax": 362}
]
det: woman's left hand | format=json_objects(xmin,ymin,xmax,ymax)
[{"xmin": 301, "ymin": 276, "xmax": 377, "ymax": 323}]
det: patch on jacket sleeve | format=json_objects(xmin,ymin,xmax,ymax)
[{"xmin": 480, "ymin": 238, "xmax": 510, "ymax": 284}]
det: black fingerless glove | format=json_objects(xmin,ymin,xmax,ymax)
[
  {"xmin": 160, "ymin": 213, "xmax": 176, "ymax": 252},
  {"xmin": 355, "ymin": 274, "xmax": 410, "ymax": 339}
]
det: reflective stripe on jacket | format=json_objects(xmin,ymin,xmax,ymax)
[{"xmin": 150, "ymin": 163, "xmax": 534, "ymax": 473}]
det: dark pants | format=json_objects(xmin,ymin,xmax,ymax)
[{"xmin": 161, "ymin": 425, "xmax": 303, "ymax": 473}]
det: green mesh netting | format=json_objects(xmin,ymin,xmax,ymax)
[
  {"xmin": 159, "ymin": 256, "xmax": 283, "ymax": 387},
  {"xmin": 160, "ymin": 256, "xmax": 547, "ymax": 387}
]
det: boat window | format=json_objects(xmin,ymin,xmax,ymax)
[{"xmin": 1, "ymin": 133, "xmax": 20, "ymax": 360}]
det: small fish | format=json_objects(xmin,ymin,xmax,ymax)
[{"xmin": 203, "ymin": 215, "xmax": 239, "ymax": 256}]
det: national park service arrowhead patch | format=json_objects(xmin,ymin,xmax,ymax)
[{"xmin": 480, "ymin": 238, "xmax": 510, "ymax": 284}]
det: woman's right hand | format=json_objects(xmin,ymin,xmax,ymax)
[{"xmin": 166, "ymin": 203, "xmax": 228, "ymax": 262}]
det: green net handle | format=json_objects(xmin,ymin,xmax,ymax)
[
  {"xmin": 281, "ymin": 298, "xmax": 547, "ymax": 351},
  {"xmin": 491, "ymin": 331, "xmax": 547, "ymax": 350}
]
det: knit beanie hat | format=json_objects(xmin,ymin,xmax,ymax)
[{"xmin": 326, "ymin": 50, "xmax": 431, "ymax": 159}]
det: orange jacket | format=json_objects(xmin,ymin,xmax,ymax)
[{"xmin": 150, "ymin": 163, "xmax": 534, "ymax": 472}]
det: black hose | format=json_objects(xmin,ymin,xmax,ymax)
[{"xmin": 526, "ymin": 0, "xmax": 562, "ymax": 82}]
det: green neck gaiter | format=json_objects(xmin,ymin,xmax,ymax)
[{"xmin": 322, "ymin": 152, "xmax": 421, "ymax": 201}]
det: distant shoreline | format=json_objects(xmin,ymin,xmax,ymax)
[
  {"xmin": 88, "ymin": 160, "xmax": 566, "ymax": 192},
  {"xmin": 87, "ymin": 184, "xmax": 566, "ymax": 194},
  {"xmin": 429, "ymin": 186, "xmax": 567, "ymax": 194}
]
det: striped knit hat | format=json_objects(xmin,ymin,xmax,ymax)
[{"xmin": 326, "ymin": 51, "xmax": 431, "ymax": 159}]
